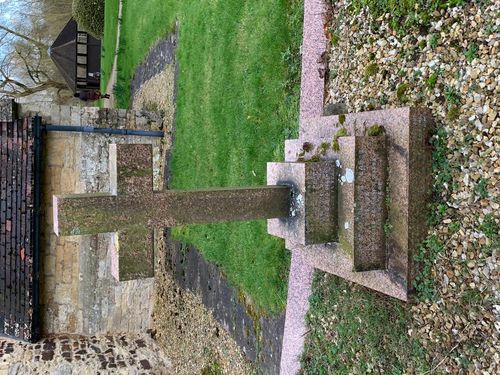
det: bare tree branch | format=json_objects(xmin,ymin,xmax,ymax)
[{"xmin": 0, "ymin": 24, "xmax": 48, "ymax": 50}]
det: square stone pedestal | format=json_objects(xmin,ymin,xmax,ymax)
[{"xmin": 267, "ymin": 161, "xmax": 337, "ymax": 246}]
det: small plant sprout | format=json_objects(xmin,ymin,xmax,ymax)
[
  {"xmin": 384, "ymin": 221, "xmax": 393, "ymax": 236},
  {"xmin": 448, "ymin": 221, "xmax": 460, "ymax": 234},
  {"xmin": 444, "ymin": 86, "xmax": 462, "ymax": 106},
  {"xmin": 331, "ymin": 31, "xmax": 340, "ymax": 46},
  {"xmin": 474, "ymin": 177, "xmax": 489, "ymax": 199},
  {"xmin": 429, "ymin": 33, "xmax": 439, "ymax": 49},
  {"xmin": 464, "ymin": 43, "xmax": 479, "ymax": 63},
  {"xmin": 336, "ymin": 128, "xmax": 348, "ymax": 138},
  {"xmin": 396, "ymin": 83, "xmax": 410, "ymax": 102},
  {"xmin": 364, "ymin": 63, "xmax": 379, "ymax": 78},
  {"xmin": 320, "ymin": 142, "xmax": 330, "ymax": 155},
  {"xmin": 426, "ymin": 72, "xmax": 439, "ymax": 90}
]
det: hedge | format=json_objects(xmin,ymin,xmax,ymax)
[{"xmin": 72, "ymin": 0, "xmax": 105, "ymax": 39}]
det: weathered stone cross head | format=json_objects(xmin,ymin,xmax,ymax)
[{"xmin": 53, "ymin": 144, "xmax": 291, "ymax": 281}]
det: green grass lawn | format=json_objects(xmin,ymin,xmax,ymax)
[
  {"xmin": 100, "ymin": 0, "xmax": 120, "ymax": 93},
  {"xmin": 300, "ymin": 273, "xmax": 430, "ymax": 374},
  {"xmin": 114, "ymin": 0, "xmax": 303, "ymax": 313}
]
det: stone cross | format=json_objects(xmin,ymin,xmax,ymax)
[{"xmin": 53, "ymin": 144, "xmax": 291, "ymax": 281}]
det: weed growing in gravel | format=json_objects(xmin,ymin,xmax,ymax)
[
  {"xmin": 364, "ymin": 63, "xmax": 379, "ymax": 78},
  {"xmin": 201, "ymin": 362, "xmax": 223, "ymax": 375},
  {"xmin": 331, "ymin": 31, "xmax": 341, "ymax": 46},
  {"xmin": 463, "ymin": 133, "xmax": 474, "ymax": 146},
  {"xmin": 447, "ymin": 105, "xmax": 460, "ymax": 121},
  {"xmin": 444, "ymin": 86, "xmax": 462, "ymax": 120},
  {"xmin": 479, "ymin": 213, "xmax": 499, "ymax": 245},
  {"xmin": 344, "ymin": 0, "xmax": 467, "ymax": 34},
  {"xmin": 484, "ymin": 22, "xmax": 498, "ymax": 34},
  {"xmin": 415, "ymin": 124, "xmax": 456, "ymax": 300},
  {"xmin": 428, "ymin": 203, "xmax": 448, "ymax": 226},
  {"xmin": 431, "ymin": 127, "xmax": 454, "ymax": 193},
  {"xmin": 464, "ymin": 42, "xmax": 479, "ymax": 63},
  {"xmin": 396, "ymin": 83, "xmax": 410, "ymax": 102},
  {"xmin": 429, "ymin": 33, "xmax": 439, "ymax": 49},
  {"xmin": 444, "ymin": 86, "xmax": 462, "ymax": 106},
  {"xmin": 448, "ymin": 221, "xmax": 460, "ymax": 234},
  {"xmin": 461, "ymin": 288, "xmax": 482, "ymax": 307},
  {"xmin": 379, "ymin": 94, "xmax": 389, "ymax": 105},
  {"xmin": 474, "ymin": 177, "xmax": 489, "ymax": 199},
  {"xmin": 425, "ymin": 72, "xmax": 439, "ymax": 90},
  {"xmin": 412, "ymin": 69, "xmax": 423, "ymax": 80},
  {"xmin": 481, "ymin": 244, "xmax": 493, "ymax": 257},
  {"xmin": 413, "ymin": 234, "xmax": 444, "ymax": 301}
]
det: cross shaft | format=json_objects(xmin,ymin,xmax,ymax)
[{"xmin": 54, "ymin": 186, "xmax": 291, "ymax": 236}]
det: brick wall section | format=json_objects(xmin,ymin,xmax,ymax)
[
  {"xmin": 0, "ymin": 333, "xmax": 171, "ymax": 374},
  {"xmin": 0, "ymin": 118, "xmax": 38, "ymax": 342},
  {"xmin": 16, "ymin": 104, "xmax": 162, "ymax": 336}
]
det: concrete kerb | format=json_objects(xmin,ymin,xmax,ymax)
[{"xmin": 278, "ymin": 0, "xmax": 327, "ymax": 373}]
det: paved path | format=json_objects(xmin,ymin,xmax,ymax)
[
  {"xmin": 279, "ymin": 0, "xmax": 326, "ymax": 374},
  {"xmin": 103, "ymin": 0, "xmax": 123, "ymax": 109}
]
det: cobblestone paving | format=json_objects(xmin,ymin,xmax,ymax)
[{"xmin": 0, "ymin": 333, "xmax": 171, "ymax": 374}]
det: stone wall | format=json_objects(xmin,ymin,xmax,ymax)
[
  {"xmin": 0, "ymin": 100, "xmax": 16, "ymax": 122},
  {"xmin": 0, "ymin": 333, "xmax": 171, "ymax": 374},
  {"xmin": 17, "ymin": 103, "xmax": 163, "ymax": 335}
]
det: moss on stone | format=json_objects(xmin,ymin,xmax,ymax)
[
  {"xmin": 338, "ymin": 113, "xmax": 346, "ymax": 125},
  {"xmin": 336, "ymin": 128, "xmax": 348, "ymax": 138},
  {"xmin": 332, "ymin": 139, "xmax": 340, "ymax": 152},
  {"xmin": 366, "ymin": 124, "xmax": 385, "ymax": 136}
]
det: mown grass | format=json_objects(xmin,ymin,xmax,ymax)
[
  {"xmin": 115, "ymin": 0, "xmax": 303, "ymax": 313},
  {"xmin": 300, "ymin": 273, "xmax": 430, "ymax": 375},
  {"xmin": 100, "ymin": 0, "xmax": 120, "ymax": 93}
]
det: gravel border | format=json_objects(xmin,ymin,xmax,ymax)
[{"xmin": 324, "ymin": 1, "xmax": 499, "ymax": 373}]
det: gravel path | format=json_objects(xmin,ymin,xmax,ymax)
[
  {"xmin": 104, "ymin": 0, "xmax": 123, "ymax": 109},
  {"xmin": 326, "ymin": 1, "xmax": 498, "ymax": 373}
]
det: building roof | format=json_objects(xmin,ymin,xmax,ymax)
[
  {"xmin": 49, "ymin": 18, "xmax": 101, "ymax": 92},
  {"xmin": 49, "ymin": 18, "xmax": 78, "ymax": 92}
]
